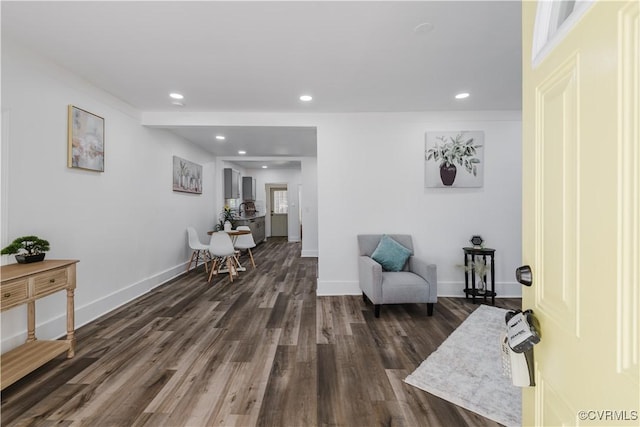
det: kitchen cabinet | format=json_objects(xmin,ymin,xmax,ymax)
[
  {"xmin": 242, "ymin": 177, "xmax": 256, "ymax": 201},
  {"xmin": 223, "ymin": 168, "xmax": 240, "ymax": 199},
  {"xmin": 235, "ymin": 215, "xmax": 265, "ymax": 244}
]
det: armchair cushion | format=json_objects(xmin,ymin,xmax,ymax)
[{"xmin": 371, "ymin": 234, "xmax": 412, "ymax": 272}]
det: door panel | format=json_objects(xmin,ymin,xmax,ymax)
[
  {"xmin": 617, "ymin": 0, "xmax": 639, "ymax": 382},
  {"xmin": 270, "ymin": 187, "xmax": 288, "ymax": 237},
  {"xmin": 536, "ymin": 53, "xmax": 579, "ymax": 337},
  {"xmin": 523, "ymin": 1, "xmax": 639, "ymax": 425}
]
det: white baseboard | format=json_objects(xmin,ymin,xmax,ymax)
[
  {"xmin": 301, "ymin": 249, "xmax": 318, "ymax": 258},
  {"xmin": 1, "ymin": 261, "xmax": 189, "ymax": 353},
  {"xmin": 316, "ymin": 280, "xmax": 523, "ymax": 298},
  {"xmin": 437, "ymin": 281, "xmax": 523, "ymax": 298},
  {"xmin": 316, "ymin": 280, "xmax": 361, "ymax": 296},
  {"xmin": 288, "ymin": 236, "xmax": 301, "ymax": 242}
]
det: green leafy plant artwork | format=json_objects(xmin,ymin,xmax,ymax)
[{"xmin": 425, "ymin": 131, "xmax": 484, "ymax": 188}]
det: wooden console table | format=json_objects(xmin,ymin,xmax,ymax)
[{"xmin": 0, "ymin": 259, "xmax": 78, "ymax": 390}]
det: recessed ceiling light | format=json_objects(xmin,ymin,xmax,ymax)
[
  {"xmin": 414, "ymin": 22, "xmax": 435, "ymax": 34},
  {"xmin": 299, "ymin": 95, "xmax": 313, "ymax": 102},
  {"xmin": 238, "ymin": 150, "xmax": 246, "ymax": 155},
  {"xmin": 215, "ymin": 135, "xmax": 226, "ymax": 140},
  {"xmin": 262, "ymin": 165, "xmax": 268, "ymax": 169},
  {"xmin": 169, "ymin": 92, "xmax": 184, "ymax": 100},
  {"xmin": 455, "ymin": 92, "xmax": 470, "ymax": 99}
]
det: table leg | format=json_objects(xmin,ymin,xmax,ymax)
[
  {"xmin": 27, "ymin": 301, "xmax": 36, "ymax": 342},
  {"xmin": 482, "ymin": 254, "xmax": 488, "ymax": 302},
  {"xmin": 491, "ymin": 254, "xmax": 496, "ymax": 305},
  {"xmin": 67, "ymin": 288, "xmax": 75, "ymax": 357},
  {"xmin": 464, "ymin": 253, "xmax": 469, "ymax": 299},
  {"xmin": 471, "ymin": 255, "xmax": 476, "ymax": 304}
]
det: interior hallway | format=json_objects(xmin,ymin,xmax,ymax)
[{"xmin": 1, "ymin": 238, "xmax": 519, "ymax": 426}]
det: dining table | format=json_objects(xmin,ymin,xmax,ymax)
[{"xmin": 207, "ymin": 229, "xmax": 251, "ymax": 274}]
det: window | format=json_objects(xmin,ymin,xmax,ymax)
[
  {"xmin": 532, "ymin": 0, "xmax": 595, "ymax": 67},
  {"xmin": 273, "ymin": 190, "xmax": 288, "ymax": 214}
]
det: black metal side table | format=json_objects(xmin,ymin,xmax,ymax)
[{"xmin": 463, "ymin": 247, "xmax": 496, "ymax": 305}]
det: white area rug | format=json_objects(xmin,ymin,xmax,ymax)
[{"xmin": 404, "ymin": 305, "xmax": 521, "ymax": 427}]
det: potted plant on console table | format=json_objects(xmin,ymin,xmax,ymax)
[{"xmin": 1, "ymin": 235, "xmax": 50, "ymax": 264}]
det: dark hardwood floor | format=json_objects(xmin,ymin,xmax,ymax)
[{"xmin": 1, "ymin": 238, "xmax": 520, "ymax": 426}]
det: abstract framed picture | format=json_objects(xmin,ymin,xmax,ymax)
[
  {"xmin": 67, "ymin": 105, "xmax": 105, "ymax": 172},
  {"xmin": 173, "ymin": 156, "xmax": 203, "ymax": 194},
  {"xmin": 425, "ymin": 131, "xmax": 484, "ymax": 188}
]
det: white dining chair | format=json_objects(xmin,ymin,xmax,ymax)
[
  {"xmin": 208, "ymin": 232, "xmax": 237, "ymax": 283},
  {"xmin": 186, "ymin": 226, "xmax": 211, "ymax": 274},
  {"xmin": 233, "ymin": 226, "xmax": 257, "ymax": 268}
]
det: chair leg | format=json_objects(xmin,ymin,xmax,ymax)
[
  {"xmin": 233, "ymin": 251, "xmax": 241, "ymax": 268},
  {"xmin": 374, "ymin": 305, "xmax": 381, "ymax": 318},
  {"xmin": 194, "ymin": 249, "xmax": 201, "ymax": 270},
  {"xmin": 186, "ymin": 251, "xmax": 197, "ymax": 273},
  {"xmin": 226, "ymin": 257, "xmax": 234, "ymax": 282},
  {"xmin": 247, "ymin": 248, "xmax": 256, "ymax": 268},
  {"xmin": 427, "ymin": 303, "xmax": 435, "ymax": 316},
  {"xmin": 208, "ymin": 258, "xmax": 219, "ymax": 282},
  {"xmin": 202, "ymin": 251, "xmax": 209, "ymax": 273}
]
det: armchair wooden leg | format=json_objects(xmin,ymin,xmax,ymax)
[
  {"xmin": 427, "ymin": 303, "xmax": 434, "ymax": 316},
  {"xmin": 362, "ymin": 293, "xmax": 372, "ymax": 304},
  {"xmin": 374, "ymin": 305, "xmax": 381, "ymax": 318}
]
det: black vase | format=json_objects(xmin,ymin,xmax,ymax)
[
  {"xmin": 440, "ymin": 163, "xmax": 457, "ymax": 186},
  {"xmin": 15, "ymin": 253, "xmax": 46, "ymax": 264}
]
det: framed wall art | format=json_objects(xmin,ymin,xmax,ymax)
[
  {"xmin": 425, "ymin": 131, "xmax": 484, "ymax": 188},
  {"xmin": 173, "ymin": 156, "xmax": 203, "ymax": 194},
  {"xmin": 68, "ymin": 105, "xmax": 105, "ymax": 172}
]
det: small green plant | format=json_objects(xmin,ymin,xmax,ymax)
[
  {"xmin": 1, "ymin": 235, "xmax": 50, "ymax": 256},
  {"xmin": 215, "ymin": 206, "xmax": 236, "ymax": 231},
  {"xmin": 426, "ymin": 133, "xmax": 482, "ymax": 176}
]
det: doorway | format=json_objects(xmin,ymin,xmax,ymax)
[{"xmin": 270, "ymin": 186, "xmax": 288, "ymax": 237}]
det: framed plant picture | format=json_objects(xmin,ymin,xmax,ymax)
[
  {"xmin": 425, "ymin": 131, "xmax": 484, "ymax": 188},
  {"xmin": 173, "ymin": 156, "xmax": 203, "ymax": 194},
  {"xmin": 67, "ymin": 105, "xmax": 105, "ymax": 172}
]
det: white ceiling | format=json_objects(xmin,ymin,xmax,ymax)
[
  {"xmin": 2, "ymin": 1, "xmax": 522, "ymax": 167},
  {"xmin": 167, "ymin": 125, "xmax": 315, "ymax": 170}
]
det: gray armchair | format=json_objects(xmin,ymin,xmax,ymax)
[{"xmin": 358, "ymin": 234, "xmax": 437, "ymax": 317}]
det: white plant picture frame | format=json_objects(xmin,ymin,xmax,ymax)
[{"xmin": 425, "ymin": 131, "xmax": 484, "ymax": 188}]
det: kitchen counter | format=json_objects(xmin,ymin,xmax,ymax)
[
  {"xmin": 235, "ymin": 213, "xmax": 265, "ymax": 220},
  {"xmin": 234, "ymin": 215, "xmax": 265, "ymax": 243}
]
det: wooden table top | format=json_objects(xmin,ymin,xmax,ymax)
[
  {"xmin": 1, "ymin": 259, "xmax": 79, "ymax": 282},
  {"xmin": 207, "ymin": 229, "xmax": 251, "ymax": 236}
]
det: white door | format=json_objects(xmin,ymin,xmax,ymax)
[
  {"xmin": 523, "ymin": 1, "xmax": 639, "ymax": 425},
  {"xmin": 270, "ymin": 187, "xmax": 288, "ymax": 237}
]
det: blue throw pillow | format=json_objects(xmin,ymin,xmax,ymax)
[{"xmin": 371, "ymin": 235, "xmax": 412, "ymax": 272}]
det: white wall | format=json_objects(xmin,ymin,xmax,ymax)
[
  {"xmin": 1, "ymin": 40, "xmax": 217, "ymax": 352},
  {"xmin": 315, "ymin": 112, "xmax": 522, "ymax": 297},
  {"xmin": 300, "ymin": 157, "xmax": 318, "ymax": 257},
  {"xmin": 143, "ymin": 111, "xmax": 522, "ymax": 298}
]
